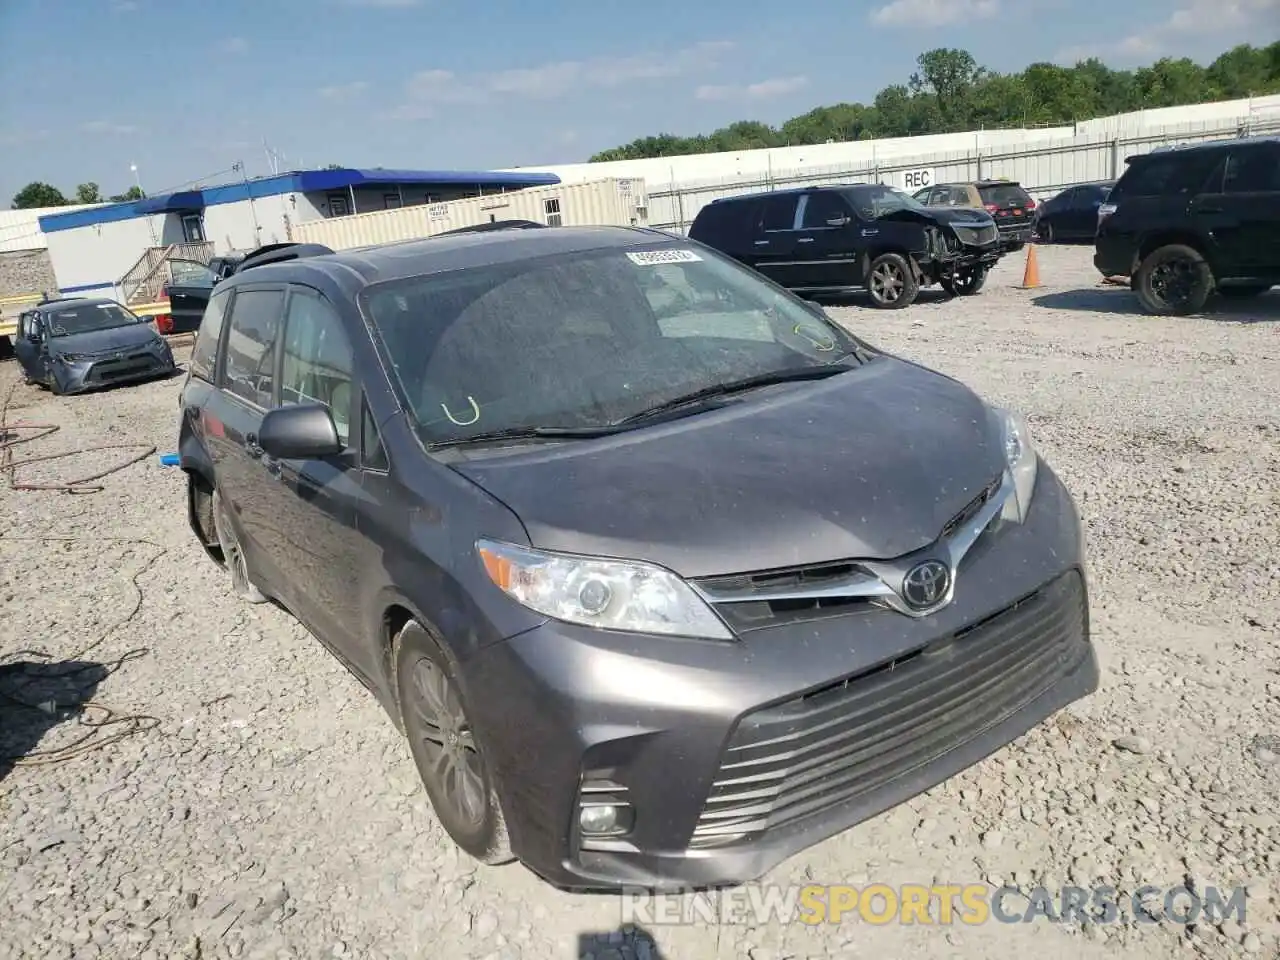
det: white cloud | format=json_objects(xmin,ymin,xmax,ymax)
[
  {"xmin": 82, "ymin": 120, "xmax": 139, "ymax": 135},
  {"xmin": 695, "ymin": 75, "xmax": 810, "ymax": 101},
  {"xmin": 221, "ymin": 36, "xmax": 249, "ymax": 55},
  {"xmin": 1056, "ymin": 0, "xmax": 1278, "ymax": 62},
  {"xmin": 384, "ymin": 40, "xmax": 736, "ymax": 118},
  {"xmin": 869, "ymin": 0, "xmax": 999, "ymax": 26},
  {"xmin": 319, "ymin": 80, "xmax": 370, "ymax": 101}
]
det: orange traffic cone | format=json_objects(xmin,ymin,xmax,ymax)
[{"xmin": 1020, "ymin": 244, "xmax": 1041, "ymax": 289}]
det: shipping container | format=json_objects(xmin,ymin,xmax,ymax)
[{"xmin": 291, "ymin": 178, "xmax": 649, "ymax": 250}]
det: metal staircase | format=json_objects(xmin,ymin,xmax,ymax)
[{"xmin": 119, "ymin": 242, "xmax": 215, "ymax": 305}]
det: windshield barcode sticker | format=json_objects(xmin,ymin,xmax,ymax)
[{"xmin": 626, "ymin": 249, "xmax": 703, "ymax": 265}]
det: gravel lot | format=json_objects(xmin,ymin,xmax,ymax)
[{"xmin": 1, "ymin": 244, "xmax": 1278, "ymax": 960}]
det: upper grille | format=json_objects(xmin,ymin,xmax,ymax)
[
  {"xmin": 689, "ymin": 570, "xmax": 1088, "ymax": 848},
  {"xmin": 953, "ymin": 224, "xmax": 999, "ymax": 247},
  {"xmin": 694, "ymin": 474, "xmax": 1003, "ymax": 631}
]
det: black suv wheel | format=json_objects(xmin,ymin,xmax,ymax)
[
  {"xmin": 866, "ymin": 252, "xmax": 919, "ymax": 309},
  {"xmin": 1134, "ymin": 244, "xmax": 1213, "ymax": 316}
]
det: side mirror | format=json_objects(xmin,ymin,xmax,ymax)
[{"xmin": 258, "ymin": 403, "xmax": 343, "ymax": 460}]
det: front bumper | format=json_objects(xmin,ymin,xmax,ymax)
[
  {"xmin": 52, "ymin": 348, "xmax": 176, "ymax": 394},
  {"xmin": 465, "ymin": 462, "xmax": 1097, "ymax": 890}
]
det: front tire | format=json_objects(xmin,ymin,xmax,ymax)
[
  {"xmin": 1036, "ymin": 220, "xmax": 1054, "ymax": 244},
  {"xmin": 395, "ymin": 620, "xmax": 513, "ymax": 866},
  {"xmin": 1134, "ymin": 243, "xmax": 1213, "ymax": 316},
  {"xmin": 866, "ymin": 252, "xmax": 920, "ymax": 309},
  {"xmin": 211, "ymin": 488, "xmax": 268, "ymax": 603}
]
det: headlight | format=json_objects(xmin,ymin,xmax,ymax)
[
  {"xmin": 993, "ymin": 406, "xmax": 1038, "ymax": 523},
  {"xmin": 476, "ymin": 539, "xmax": 733, "ymax": 640}
]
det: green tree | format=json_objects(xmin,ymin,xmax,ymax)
[
  {"xmin": 108, "ymin": 185, "xmax": 146, "ymax": 203},
  {"xmin": 75, "ymin": 182, "xmax": 103, "ymax": 204},
  {"xmin": 11, "ymin": 182, "xmax": 70, "ymax": 209},
  {"xmin": 587, "ymin": 42, "xmax": 1275, "ymax": 161}
]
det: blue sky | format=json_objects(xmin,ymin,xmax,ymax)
[{"xmin": 0, "ymin": 0, "xmax": 1274, "ymax": 204}]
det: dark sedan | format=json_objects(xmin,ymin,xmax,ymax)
[
  {"xmin": 14, "ymin": 297, "xmax": 177, "ymax": 395},
  {"xmin": 1033, "ymin": 181, "xmax": 1115, "ymax": 243},
  {"xmin": 177, "ymin": 225, "xmax": 1099, "ymax": 891}
]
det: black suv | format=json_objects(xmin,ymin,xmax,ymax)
[
  {"xmin": 688, "ymin": 183, "xmax": 1002, "ymax": 309},
  {"xmin": 1095, "ymin": 136, "xmax": 1280, "ymax": 314}
]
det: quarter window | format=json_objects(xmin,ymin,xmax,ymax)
[
  {"xmin": 361, "ymin": 395, "xmax": 389, "ymax": 471},
  {"xmin": 279, "ymin": 288, "xmax": 354, "ymax": 445},
  {"xmin": 222, "ymin": 288, "xmax": 285, "ymax": 408},
  {"xmin": 1223, "ymin": 148, "xmax": 1280, "ymax": 193},
  {"xmin": 190, "ymin": 288, "xmax": 230, "ymax": 383}
]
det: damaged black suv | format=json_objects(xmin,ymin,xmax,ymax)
[{"xmin": 688, "ymin": 183, "xmax": 1003, "ymax": 309}]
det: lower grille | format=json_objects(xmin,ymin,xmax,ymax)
[
  {"xmin": 690, "ymin": 570, "xmax": 1087, "ymax": 847},
  {"xmin": 88, "ymin": 353, "xmax": 158, "ymax": 383}
]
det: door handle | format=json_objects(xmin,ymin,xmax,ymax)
[
  {"xmin": 245, "ymin": 433, "xmax": 264, "ymax": 459},
  {"xmin": 1196, "ymin": 205, "xmax": 1224, "ymax": 214},
  {"xmin": 797, "ymin": 237, "xmax": 815, "ymax": 243},
  {"xmin": 753, "ymin": 240, "xmax": 770, "ymax": 246}
]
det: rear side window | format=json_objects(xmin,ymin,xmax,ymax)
[
  {"xmin": 1113, "ymin": 151, "xmax": 1222, "ymax": 199},
  {"xmin": 190, "ymin": 289, "xmax": 230, "ymax": 383},
  {"xmin": 977, "ymin": 183, "xmax": 1031, "ymax": 207},
  {"xmin": 1223, "ymin": 147, "xmax": 1280, "ymax": 193},
  {"xmin": 761, "ymin": 194, "xmax": 799, "ymax": 232},
  {"xmin": 223, "ymin": 288, "xmax": 285, "ymax": 408},
  {"xmin": 800, "ymin": 191, "xmax": 850, "ymax": 228}
]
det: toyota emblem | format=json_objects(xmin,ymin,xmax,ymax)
[{"xmin": 901, "ymin": 560, "xmax": 951, "ymax": 610}]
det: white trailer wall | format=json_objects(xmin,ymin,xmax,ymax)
[
  {"xmin": 44, "ymin": 213, "xmax": 169, "ymax": 296},
  {"xmin": 292, "ymin": 179, "xmax": 648, "ymax": 251},
  {"xmin": 201, "ymin": 194, "xmax": 296, "ymax": 252}
]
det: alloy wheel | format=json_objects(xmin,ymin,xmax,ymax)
[
  {"xmin": 408, "ymin": 656, "xmax": 487, "ymax": 829},
  {"xmin": 870, "ymin": 261, "xmax": 905, "ymax": 304}
]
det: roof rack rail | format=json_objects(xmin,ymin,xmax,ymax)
[
  {"xmin": 235, "ymin": 242, "xmax": 336, "ymax": 273},
  {"xmin": 435, "ymin": 219, "xmax": 547, "ymax": 236}
]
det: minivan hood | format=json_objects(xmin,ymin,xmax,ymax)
[
  {"xmin": 50, "ymin": 323, "xmax": 159, "ymax": 356},
  {"xmin": 452, "ymin": 357, "xmax": 1008, "ymax": 579}
]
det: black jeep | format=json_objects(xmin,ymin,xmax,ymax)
[
  {"xmin": 1094, "ymin": 136, "xmax": 1280, "ymax": 315},
  {"xmin": 688, "ymin": 183, "xmax": 1003, "ymax": 309}
]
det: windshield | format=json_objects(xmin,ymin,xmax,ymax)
[
  {"xmin": 843, "ymin": 185, "xmax": 928, "ymax": 219},
  {"xmin": 45, "ymin": 302, "xmax": 143, "ymax": 337},
  {"xmin": 359, "ymin": 245, "xmax": 866, "ymax": 446},
  {"xmin": 168, "ymin": 259, "xmax": 217, "ymax": 286}
]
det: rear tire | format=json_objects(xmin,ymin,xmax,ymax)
[
  {"xmin": 395, "ymin": 620, "xmax": 514, "ymax": 866},
  {"xmin": 866, "ymin": 253, "xmax": 919, "ymax": 309},
  {"xmin": 1134, "ymin": 244, "xmax": 1213, "ymax": 316},
  {"xmin": 941, "ymin": 267, "xmax": 987, "ymax": 297},
  {"xmin": 211, "ymin": 488, "xmax": 268, "ymax": 604}
]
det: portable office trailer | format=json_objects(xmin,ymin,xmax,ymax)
[{"xmin": 291, "ymin": 178, "xmax": 648, "ymax": 250}]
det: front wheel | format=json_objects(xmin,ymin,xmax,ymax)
[
  {"xmin": 941, "ymin": 266, "xmax": 988, "ymax": 297},
  {"xmin": 395, "ymin": 620, "xmax": 513, "ymax": 866},
  {"xmin": 866, "ymin": 253, "xmax": 920, "ymax": 309},
  {"xmin": 1134, "ymin": 244, "xmax": 1213, "ymax": 316},
  {"xmin": 1036, "ymin": 220, "xmax": 1054, "ymax": 244}
]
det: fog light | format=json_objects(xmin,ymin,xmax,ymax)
[{"xmin": 579, "ymin": 804, "xmax": 621, "ymax": 835}]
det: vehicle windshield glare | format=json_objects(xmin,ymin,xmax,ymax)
[
  {"xmin": 844, "ymin": 185, "xmax": 929, "ymax": 219},
  {"xmin": 169, "ymin": 259, "xmax": 218, "ymax": 286},
  {"xmin": 359, "ymin": 246, "xmax": 864, "ymax": 446},
  {"xmin": 46, "ymin": 302, "xmax": 144, "ymax": 337}
]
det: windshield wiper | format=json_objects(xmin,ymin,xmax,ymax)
[
  {"xmin": 428, "ymin": 424, "xmax": 619, "ymax": 449},
  {"xmin": 614, "ymin": 360, "xmax": 857, "ymax": 426}
]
